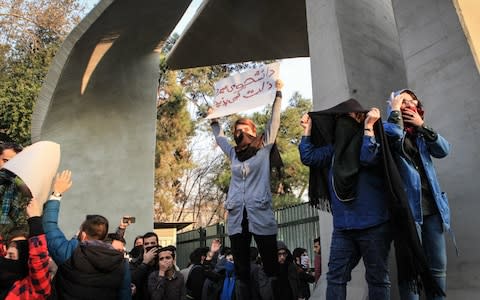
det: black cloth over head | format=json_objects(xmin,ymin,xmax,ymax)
[
  {"xmin": 306, "ymin": 98, "xmax": 444, "ymax": 296},
  {"xmin": 307, "ymin": 98, "xmax": 368, "ymax": 210}
]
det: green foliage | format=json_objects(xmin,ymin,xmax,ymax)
[
  {"xmin": 0, "ymin": 39, "xmax": 60, "ymax": 144},
  {"xmin": 0, "ymin": 0, "xmax": 84, "ymax": 144},
  {"xmin": 154, "ymin": 54, "xmax": 195, "ymax": 220}
]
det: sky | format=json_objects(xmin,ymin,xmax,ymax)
[{"xmin": 80, "ymin": 0, "xmax": 313, "ymax": 106}]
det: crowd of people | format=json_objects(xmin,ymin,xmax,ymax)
[{"xmin": 0, "ymin": 84, "xmax": 451, "ymax": 300}]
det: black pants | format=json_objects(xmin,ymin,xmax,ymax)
[{"xmin": 229, "ymin": 208, "xmax": 278, "ymax": 281}]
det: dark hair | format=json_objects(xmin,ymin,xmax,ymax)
[
  {"xmin": 292, "ymin": 247, "xmax": 307, "ymax": 262},
  {"xmin": 7, "ymin": 228, "xmax": 28, "ymax": 243},
  {"xmin": 143, "ymin": 232, "xmax": 159, "ymax": 243},
  {"xmin": 80, "ymin": 215, "xmax": 109, "ymax": 240},
  {"xmin": 159, "ymin": 245, "xmax": 176, "ymax": 259},
  {"xmin": 400, "ymin": 90, "xmax": 423, "ymax": 109},
  {"xmin": 133, "ymin": 235, "xmax": 143, "ymax": 245},
  {"xmin": 106, "ymin": 233, "xmax": 126, "ymax": 244},
  {"xmin": 190, "ymin": 247, "xmax": 209, "ymax": 264},
  {"xmin": 1, "ymin": 142, "xmax": 23, "ymax": 154},
  {"xmin": 220, "ymin": 246, "xmax": 231, "ymax": 256},
  {"xmin": 313, "ymin": 237, "xmax": 320, "ymax": 244}
]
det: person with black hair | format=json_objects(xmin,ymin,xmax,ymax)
[
  {"xmin": 185, "ymin": 247, "xmax": 222, "ymax": 300},
  {"xmin": 148, "ymin": 245, "xmax": 185, "ymax": 300},
  {"xmin": 131, "ymin": 232, "xmax": 160, "ymax": 300},
  {"xmin": 292, "ymin": 247, "xmax": 315, "ymax": 300},
  {"xmin": 106, "ymin": 232, "xmax": 127, "ymax": 253},
  {"xmin": 384, "ymin": 90, "xmax": 451, "ymax": 300},
  {"xmin": 43, "ymin": 170, "xmax": 131, "ymax": 299},
  {"xmin": 0, "ymin": 142, "xmax": 23, "ymax": 168}
]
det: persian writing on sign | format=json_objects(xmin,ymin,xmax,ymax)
[{"xmin": 207, "ymin": 62, "xmax": 280, "ymax": 119}]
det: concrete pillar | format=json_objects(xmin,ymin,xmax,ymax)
[
  {"xmin": 305, "ymin": 0, "xmax": 407, "ymax": 298},
  {"xmin": 392, "ymin": 0, "xmax": 480, "ymax": 298},
  {"xmin": 32, "ymin": 0, "xmax": 191, "ymax": 245}
]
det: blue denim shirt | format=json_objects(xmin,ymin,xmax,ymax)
[
  {"xmin": 383, "ymin": 121, "xmax": 451, "ymax": 229},
  {"xmin": 299, "ymin": 135, "xmax": 389, "ymax": 230}
]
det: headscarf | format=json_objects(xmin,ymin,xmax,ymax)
[
  {"xmin": 394, "ymin": 89, "xmax": 424, "ymax": 136},
  {"xmin": 233, "ymin": 127, "xmax": 284, "ymax": 178}
]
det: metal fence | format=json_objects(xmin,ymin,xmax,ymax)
[{"xmin": 176, "ymin": 202, "xmax": 320, "ymax": 268}]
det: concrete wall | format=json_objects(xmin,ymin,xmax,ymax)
[
  {"xmin": 392, "ymin": 0, "xmax": 480, "ymax": 298},
  {"xmin": 306, "ymin": 0, "xmax": 407, "ymax": 298},
  {"xmin": 32, "ymin": 0, "xmax": 191, "ymax": 246}
]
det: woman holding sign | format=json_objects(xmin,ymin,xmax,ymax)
[{"xmin": 209, "ymin": 79, "xmax": 283, "ymax": 299}]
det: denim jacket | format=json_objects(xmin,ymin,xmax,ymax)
[
  {"xmin": 299, "ymin": 135, "xmax": 389, "ymax": 230},
  {"xmin": 383, "ymin": 118, "xmax": 451, "ymax": 230}
]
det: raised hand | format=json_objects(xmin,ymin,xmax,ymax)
[
  {"xmin": 210, "ymin": 239, "xmax": 221, "ymax": 254},
  {"xmin": 388, "ymin": 92, "xmax": 403, "ymax": 111},
  {"xmin": 365, "ymin": 107, "xmax": 380, "ymax": 128},
  {"xmin": 300, "ymin": 113, "xmax": 312, "ymax": 136},
  {"xmin": 275, "ymin": 79, "xmax": 284, "ymax": 90},
  {"xmin": 52, "ymin": 170, "xmax": 73, "ymax": 195}
]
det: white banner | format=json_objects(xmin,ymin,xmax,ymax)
[
  {"xmin": 207, "ymin": 62, "xmax": 280, "ymax": 119},
  {"xmin": 4, "ymin": 141, "xmax": 60, "ymax": 203}
]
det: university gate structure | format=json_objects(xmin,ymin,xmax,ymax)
[{"xmin": 33, "ymin": 0, "xmax": 479, "ymax": 298}]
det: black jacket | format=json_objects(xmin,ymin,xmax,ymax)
[{"xmin": 54, "ymin": 244, "xmax": 125, "ymax": 300}]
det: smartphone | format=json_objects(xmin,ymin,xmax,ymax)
[
  {"xmin": 301, "ymin": 255, "xmax": 309, "ymax": 268},
  {"xmin": 123, "ymin": 217, "xmax": 136, "ymax": 223}
]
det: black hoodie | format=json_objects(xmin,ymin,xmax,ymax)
[{"xmin": 54, "ymin": 242, "xmax": 125, "ymax": 300}]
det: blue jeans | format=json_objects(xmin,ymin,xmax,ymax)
[
  {"xmin": 326, "ymin": 222, "xmax": 392, "ymax": 300},
  {"xmin": 399, "ymin": 214, "xmax": 447, "ymax": 300}
]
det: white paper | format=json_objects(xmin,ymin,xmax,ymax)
[
  {"xmin": 207, "ymin": 62, "xmax": 280, "ymax": 119},
  {"xmin": 4, "ymin": 141, "xmax": 60, "ymax": 203}
]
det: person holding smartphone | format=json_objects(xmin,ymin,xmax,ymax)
[{"xmin": 292, "ymin": 248, "xmax": 315, "ymax": 300}]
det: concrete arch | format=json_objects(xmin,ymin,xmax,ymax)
[
  {"xmin": 33, "ymin": 0, "xmax": 479, "ymax": 298},
  {"xmin": 32, "ymin": 0, "xmax": 191, "ymax": 242}
]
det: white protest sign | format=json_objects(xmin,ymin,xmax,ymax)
[
  {"xmin": 4, "ymin": 141, "xmax": 60, "ymax": 203},
  {"xmin": 207, "ymin": 62, "xmax": 280, "ymax": 119}
]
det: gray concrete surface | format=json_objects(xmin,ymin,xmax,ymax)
[
  {"xmin": 31, "ymin": 0, "xmax": 191, "ymax": 245},
  {"xmin": 305, "ymin": 0, "xmax": 406, "ymax": 298},
  {"xmin": 166, "ymin": 0, "xmax": 309, "ymax": 69}
]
